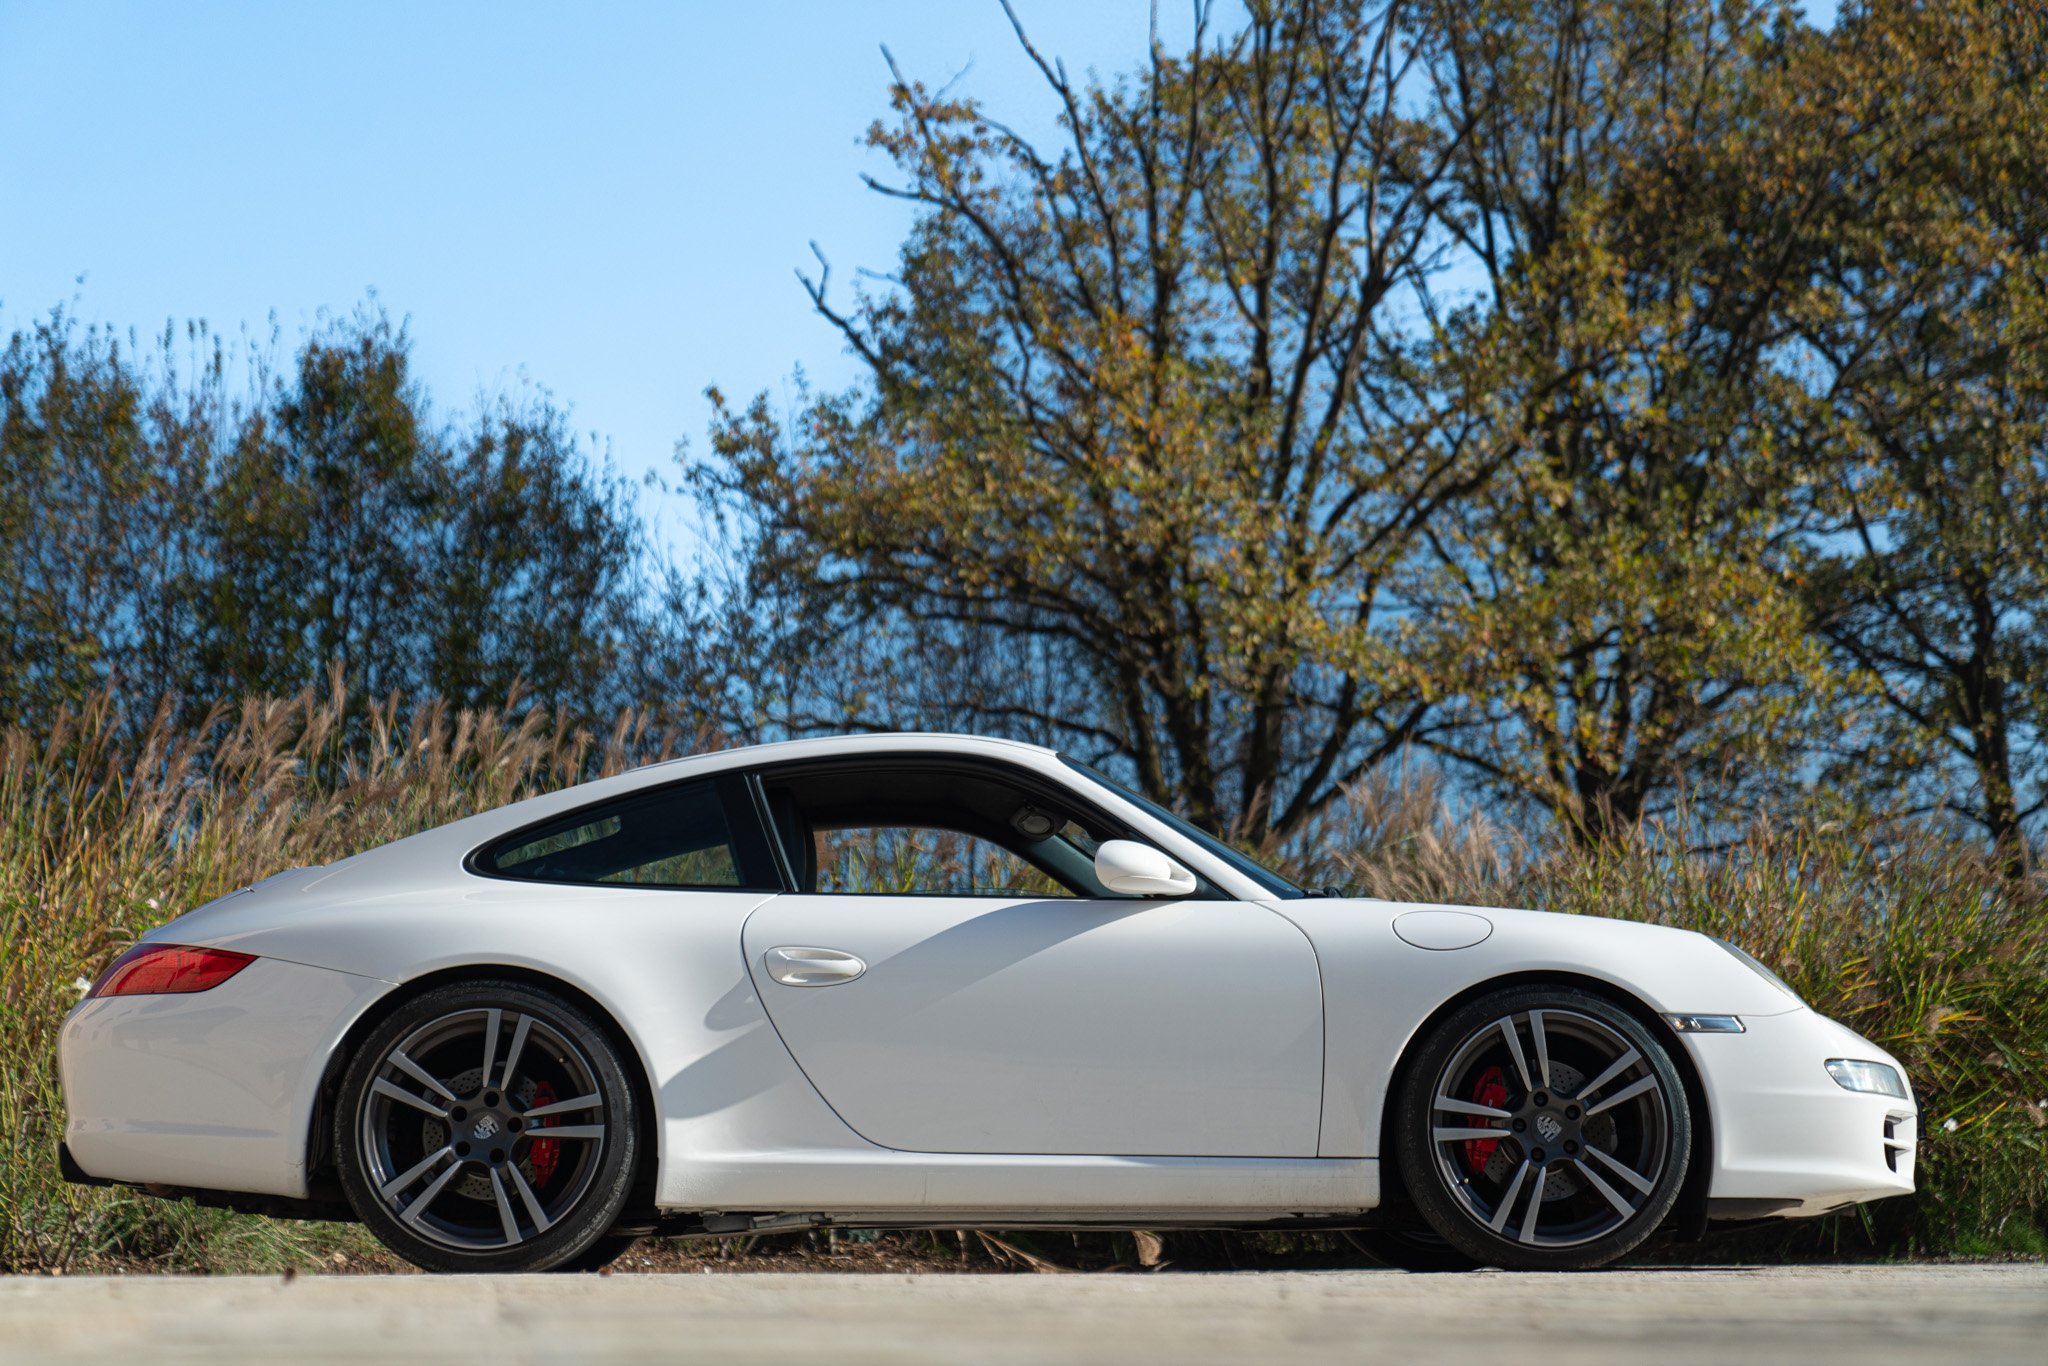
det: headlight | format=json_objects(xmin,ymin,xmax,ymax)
[
  {"xmin": 1825, "ymin": 1058, "xmax": 1910, "ymax": 1099},
  {"xmin": 1710, "ymin": 936, "xmax": 1804, "ymax": 1005}
]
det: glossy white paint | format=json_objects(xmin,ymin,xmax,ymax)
[
  {"xmin": 1265, "ymin": 897, "xmax": 1804, "ymax": 1157},
  {"xmin": 742, "ymin": 894, "xmax": 1323, "ymax": 1156},
  {"xmin": 59, "ymin": 956, "xmax": 387, "ymax": 1196},
  {"xmin": 1679, "ymin": 1008, "xmax": 1915, "ymax": 1214},
  {"xmin": 1391, "ymin": 909, "xmax": 1493, "ymax": 951},
  {"xmin": 56, "ymin": 731, "xmax": 1915, "ymax": 1228},
  {"xmin": 1091, "ymin": 839, "xmax": 1198, "ymax": 896}
]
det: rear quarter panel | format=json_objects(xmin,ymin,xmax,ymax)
[{"xmin": 151, "ymin": 871, "xmax": 891, "ymax": 1208}]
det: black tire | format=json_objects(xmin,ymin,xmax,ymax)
[
  {"xmin": 1391, "ymin": 985, "xmax": 1691, "ymax": 1270},
  {"xmin": 1349, "ymin": 1227, "xmax": 1481, "ymax": 1272},
  {"xmin": 335, "ymin": 979, "xmax": 641, "ymax": 1273},
  {"xmin": 550, "ymin": 1233, "xmax": 641, "ymax": 1273}
]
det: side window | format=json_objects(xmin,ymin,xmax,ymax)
[
  {"xmin": 758, "ymin": 760, "xmax": 1154, "ymax": 899},
  {"xmin": 814, "ymin": 825, "xmax": 1073, "ymax": 898},
  {"xmin": 479, "ymin": 779, "xmax": 763, "ymax": 889}
]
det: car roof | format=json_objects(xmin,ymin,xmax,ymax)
[
  {"xmin": 637, "ymin": 731, "xmax": 1060, "ymax": 776},
  {"xmin": 284, "ymin": 729, "xmax": 1275, "ymax": 905},
  {"xmin": 496, "ymin": 733, "xmax": 1071, "ymax": 850},
  {"xmin": 314, "ymin": 732, "xmax": 1070, "ymax": 889}
]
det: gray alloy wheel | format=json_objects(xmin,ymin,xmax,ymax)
[
  {"xmin": 1392, "ymin": 985, "xmax": 1691, "ymax": 1270},
  {"xmin": 335, "ymin": 980, "xmax": 640, "ymax": 1273}
]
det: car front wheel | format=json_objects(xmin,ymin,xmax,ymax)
[
  {"xmin": 1391, "ymin": 985, "xmax": 1691, "ymax": 1270},
  {"xmin": 335, "ymin": 979, "xmax": 641, "ymax": 1273}
]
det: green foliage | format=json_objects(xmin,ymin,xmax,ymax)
[
  {"xmin": 0, "ymin": 313, "xmax": 195, "ymax": 715},
  {"xmin": 1789, "ymin": 1, "xmax": 2048, "ymax": 862},
  {"xmin": 5, "ymin": 1, "xmax": 2044, "ymax": 865},
  {"xmin": 700, "ymin": 0, "xmax": 1482, "ymax": 843},
  {"xmin": 1413, "ymin": 0, "xmax": 1833, "ymax": 836},
  {"xmin": 0, "ymin": 308, "xmax": 647, "ymax": 727},
  {"xmin": 693, "ymin": 0, "xmax": 2048, "ymax": 859}
]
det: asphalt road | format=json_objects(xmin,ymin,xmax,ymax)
[{"xmin": 2, "ymin": 1264, "xmax": 2042, "ymax": 1365}]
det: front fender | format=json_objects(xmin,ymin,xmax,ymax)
[{"xmin": 1271, "ymin": 899, "xmax": 1797, "ymax": 1157}]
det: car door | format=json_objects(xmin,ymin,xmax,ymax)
[{"xmin": 738, "ymin": 758, "xmax": 1325, "ymax": 1158}]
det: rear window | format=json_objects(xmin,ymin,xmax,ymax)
[{"xmin": 477, "ymin": 779, "xmax": 767, "ymax": 889}]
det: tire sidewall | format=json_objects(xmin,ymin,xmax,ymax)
[
  {"xmin": 335, "ymin": 979, "xmax": 641, "ymax": 1274},
  {"xmin": 1392, "ymin": 985, "xmax": 1691, "ymax": 1270}
]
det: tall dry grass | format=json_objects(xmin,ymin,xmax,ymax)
[
  {"xmin": 0, "ymin": 683, "xmax": 710, "ymax": 1272},
  {"xmin": 1300, "ymin": 769, "xmax": 2048, "ymax": 1257},
  {"xmin": 1517, "ymin": 820, "xmax": 2047, "ymax": 1257},
  {"xmin": 0, "ymin": 692, "xmax": 2041, "ymax": 1271}
]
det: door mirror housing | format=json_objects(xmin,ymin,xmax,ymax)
[{"xmin": 1093, "ymin": 839, "xmax": 1198, "ymax": 897}]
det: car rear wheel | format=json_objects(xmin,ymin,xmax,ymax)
[
  {"xmin": 336, "ymin": 980, "xmax": 641, "ymax": 1273},
  {"xmin": 1391, "ymin": 985, "xmax": 1690, "ymax": 1270}
]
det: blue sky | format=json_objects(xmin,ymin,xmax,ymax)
[
  {"xmin": 1, "ymin": 2, "xmax": 1205, "ymax": 555},
  {"xmin": 2, "ymin": 1, "xmax": 1835, "ymax": 558}
]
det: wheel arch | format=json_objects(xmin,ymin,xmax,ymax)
[
  {"xmin": 304, "ymin": 963, "xmax": 664, "ymax": 1222},
  {"xmin": 1375, "ymin": 969, "xmax": 1714, "ymax": 1240}
]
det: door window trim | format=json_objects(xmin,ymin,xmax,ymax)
[
  {"xmin": 743, "ymin": 754, "xmax": 1230, "ymax": 901},
  {"xmin": 464, "ymin": 771, "xmax": 784, "ymax": 892},
  {"xmin": 744, "ymin": 772, "xmax": 802, "ymax": 891}
]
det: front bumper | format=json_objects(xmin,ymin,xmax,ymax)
[
  {"xmin": 57, "ymin": 955, "xmax": 388, "ymax": 1199},
  {"xmin": 1683, "ymin": 1007, "xmax": 1916, "ymax": 1218}
]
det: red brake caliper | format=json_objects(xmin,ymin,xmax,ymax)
[
  {"xmin": 528, "ymin": 1080, "xmax": 561, "ymax": 1188},
  {"xmin": 1464, "ymin": 1065, "xmax": 1508, "ymax": 1174}
]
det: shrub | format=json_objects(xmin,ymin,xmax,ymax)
[
  {"xmin": 1, "ymin": 695, "xmax": 2039, "ymax": 1271},
  {"xmin": 0, "ymin": 686, "xmax": 704, "ymax": 1272}
]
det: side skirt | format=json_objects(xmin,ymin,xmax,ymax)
[
  {"xmin": 646, "ymin": 1211, "xmax": 1376, "ymax": 1238},
  {"xmin": 658, "ymin": 1154, "xmax": 1380, "ymax": 1224}
]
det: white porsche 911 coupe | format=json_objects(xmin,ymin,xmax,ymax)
[{"xmin": 59, "ymin": 734, "xmax": 1916, "ymax": 1272}]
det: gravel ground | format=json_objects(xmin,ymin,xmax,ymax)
[{"xmin": 2, "ymin": 1264, "xmax": 2041, "ymax": 1365}]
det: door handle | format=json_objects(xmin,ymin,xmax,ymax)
[{"xmin": 763, "ymin": 946, "xmax": 867, "ymax": 987}]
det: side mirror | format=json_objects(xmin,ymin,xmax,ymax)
[{"xmin": 1093, "ymin": 839, "xmax": 1197, "ymax": 897}]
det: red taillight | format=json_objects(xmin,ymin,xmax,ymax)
[{"xmin": 88, "ymin": 944, "xmax": 256, "ymax": 999}]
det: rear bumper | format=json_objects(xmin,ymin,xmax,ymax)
[
  {"xmin": 57, "ymin": 954, "xmax": 388, "ymax": 1199},
  {"xmin": 57, "ymin": 1140, "xmax": 112, "ymax": 1187},
  {"xmin": 1684, "ymin": 1007, "xmax": 1916, "ymax": 1218}
]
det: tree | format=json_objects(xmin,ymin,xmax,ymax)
[
  {"xmin": 201, "ymin": 315, "xmax": 442, "ymax": 701},
  {"xmin": 0, "ymin": 305, "xmax": 649, "ymax": 727},
  {"xmin": 702, "ymin": 0, "xmax": 1493, "ymax": 843},
  {"xmin": 0, "ymin": 313, "xmax": 223, "ymax": 723},
  {"xmin": 430, "ymin": 402, "xmax": 642, "ymax": 716},
  {"xmin": 1794, "ymin": 0, "xmax": 2048, "ymax": 867},
  {"xmin": 204, "ymin": 313, "xmax": 649, "ymax": 715},
  {"xmin": 1407, "ymin": 0, "xmax": 1831, "ymax": 837}
]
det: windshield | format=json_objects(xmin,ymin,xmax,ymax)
[{"xmin": 1060, "ymin": 757, "xmax": 1306, "ymax": 900}]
